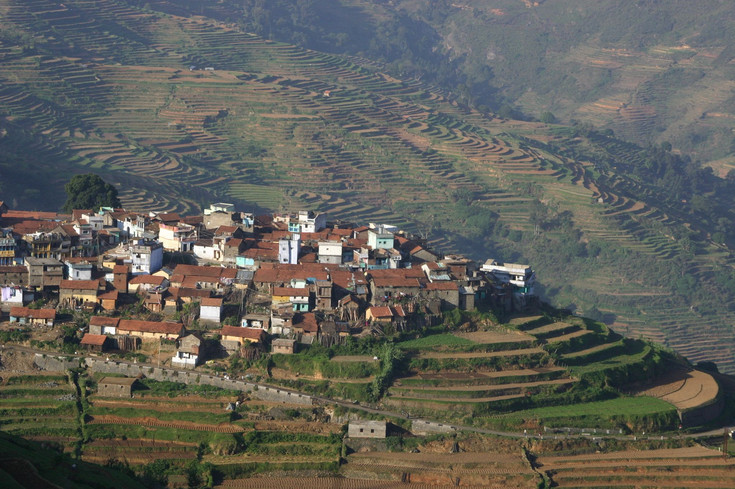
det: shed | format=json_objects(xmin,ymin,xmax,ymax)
[
  {"xmin": 348, "ymin": 420, "xmax": 387, "ymax": 439},
  {"xmin": 97, "ymin": 377, "xmax": 138, "ymax": 398},
  {"xmin": 272, "ymin": 338, "xmax": 296, "ymax": 355},
  {"xmin": 80, "ymin": 333, "xmax": 110, "ymax": 353}
]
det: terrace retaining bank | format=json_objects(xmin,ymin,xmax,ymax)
[{"xmin": 32, "ymin": 353, "xmax": 313, "ymax": 406}]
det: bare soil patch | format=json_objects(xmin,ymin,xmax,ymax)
[{"xmin": 634, "ymin": 369, "xmax": 720, "ymax": 411}]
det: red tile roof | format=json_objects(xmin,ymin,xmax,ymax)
[
  {"xmin": 60, "ymin": 280, "xmax": 100, "ymax": 291},
  {"xmin": 253, "ymin": 264, "xmax": 333, "ymax": 284},
  {"xmin": 98, "ymin": 290, "xmax": 119, "ymax": 300},
  {"xmin": 273, "ymin": 287, "xmax": 310, "ymax": 297},
  {"xmin": 0, "ymin": 266, "xmax": 28, "ymax": 274},
  {"xmin": 371, "ymin": 277, "xmax": 421, "ymax": 288},
  {"xmin": 129, "ymin": 275, "xmax": 166, "ymax": 285},
  {"xmin": 80, "ymin": 334, "xmax": 108, "ymax": 346},
  {"xmin": 10, "ymin": 307, "xmax": 56, "ymax": 320},
  {"xmin": 426, "ymin": 281, "xmax": 458, "ymax": 291},
  {"xmin": 200, "ymin": 297, "xmax": 223, "ymax": 307},
  {"xmin": 368, "ymin": 306, "xmax": 393, "ymax": 318},
  {"xmin": 368, "ymin": 268, "xmax": 425, "ymax": 279},
  {"xmin": 215, "ymin": 225, "xmax": 238, "ymax": 235},
  {"xmin": 224, "ymin": 238, "xmax": 243, "ymax": 248},
  {"xmin": 4, "ymin": 210, "xmax": 61, "ymax": 220},
  {"xmin": 181, "ymin": 275, "xmax": 221, "ymax": 288},
  {"xmin": 293, "ymin": 312, "xmax": 318, "ymax": 333},
  {"xmin": 172, "ymin": 264, "xmax": 223, "ymax": 278},
  {"xmin": 118, "ymin": 320, "xmax": 183, "ymax": 335},
  {"xmin": 221, "ymin": 326, "xmax": 265, "ymax": 341},
  {"xmin": 167, "ymin": 287, "xmax": 212, "ymax": 300},
  {"xmin": 90, "ymin": 316, "xmax": 120, "ymax": 327}
]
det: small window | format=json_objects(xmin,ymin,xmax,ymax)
[
  {"xmin": 359, "ymin": 428, "xmax": 364, "ymax": 433},
  {"xmin": 370, "ymin": 429, "xmax": 374, "ymax": 433}
]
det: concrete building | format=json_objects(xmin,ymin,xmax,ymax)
[
  {"xmin": 158, "ymin": 222, "xmax": 197, "ymax": 252},
  {"xmin": 172, "ymin": 334, "xmax": 202, "ymax": 368},
  {"xmin": 129, "ymin": 240, "xmax": 163, "ymax": 275},
  {"xmin": 97, "ymin": 377, "xmax": 138, "ymax": 398},
  {"xmin": 199, "ymin": 297, "xmax": 223, "ymax": 323},
  {"xmin": 272, "ymin": 338, "xmax": 296, "ymax": 354},
  {"xmin": 480, "ymin": 259, "xmax": 535, "ymax": 295},
  {"xmin": 278, "ymin": 235, "xmax": 301, "ymax": 265},
  {"xmin": 65, "ymin": 260, "xmax": 94, "ymax": 281},
  {"xmin": 368, "ymin": 226, "xmax": 394, "ymax": 251},
  {"xmin": 59, "ymin": 279, "xmax": 100, "ymax": 307},
  {"xmin": 25, "ymin": 257, "xmax": 64, "ymax": 289},
  {"xmin": 348, "ymin": 420, "xmax": 387, "ymax": 439},
  {"xmin": 89, "ymin": 316, "xmax": 120, "ymax": 335},
  {"xmin": 318, "ymin": 241, "xmax": 343, "ymax": 265},
  {"xmin": 0, "ymin": 230, "xmax": 18, "ymax": 266}
]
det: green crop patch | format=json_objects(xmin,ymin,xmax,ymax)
[{"xmin": 397, "ymin": 334, "xmax": 476, "ymax": 350}]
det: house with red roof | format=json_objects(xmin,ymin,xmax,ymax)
[
  {"xmin": 199, "ymin": 297, "xmax": 223, "ymax": 323},
  {"xmin": 117, "ymin": 319, "xmax": 184, "ymax": 341},
  {"xmin": 89, "ymin": 316, "xmax": 120, "ymax": 335},
  {"xmin": 220, "ymin": 325, "xmax": 265, "ymax": 353},
  {"xmin": 80, "ymin": 333, "xmax": 110, "ymax": 353},
  {"xmin": 9, "ymin": 306, "xmax": 55, "ymax": 326}
]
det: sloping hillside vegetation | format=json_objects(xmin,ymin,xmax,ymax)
[
  {"xmin": 1, "ymin": 0, "xmax": 735, "ymax": 372},
  {"xmin": 187, "ymin": 0, "xmax": 735, "ymax": 164}
]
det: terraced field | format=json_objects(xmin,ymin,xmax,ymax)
[
  {"xmin": 538, "ymin": 446, "xmax": 735, "ymax": 488},
  {"xmin": 2, "ymin": 0, "xmax": 735, "ymax": 372},
  {"xmin": 342, "ymin": 451, "xmax": 541, "ymax": 488},
  {"xmin": 388, "ymin": 328, "xmax": 574, "ymax": 414},
  {"xmin": 0, "ymin": 373, "xmax": 80, "ymax": 450}
]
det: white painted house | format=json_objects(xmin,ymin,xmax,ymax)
[{"xmin": 199, "ymin": 297, "xmax": 223, "ymax": 323}]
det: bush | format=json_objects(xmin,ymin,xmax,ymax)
[{"xmin": 209, "ymin": 433, "xmax": 239, "ymax": 456}]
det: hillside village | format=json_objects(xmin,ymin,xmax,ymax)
[{"xmin": 0, "ymin": 200, "xmax": 536, "ymax": 367}]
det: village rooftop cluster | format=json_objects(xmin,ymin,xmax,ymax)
[{"xmin": 0, "ymin": 201, "xmax": 535, "ymax": 367}]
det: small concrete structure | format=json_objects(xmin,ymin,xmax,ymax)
[
  {"xmin": 272, "ymin": 338, "xmax": 296, "ymax": 355},
  {"xmin": 348, "ymin": 420, "xmax": 387, "ymax": 439},
  {"xmin": 97, "ymin": 377, "xmax": 138, "ymax": 398}
]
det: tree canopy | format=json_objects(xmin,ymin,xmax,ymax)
[{"xmin": 63, "ymin": 173, "xmax": 121, "ymax": 212}]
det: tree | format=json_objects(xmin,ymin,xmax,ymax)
[{"xmin": 62, "ymin": 173, "xmax": 121, "ymax": 212}]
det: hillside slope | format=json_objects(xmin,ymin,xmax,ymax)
[
  {"xmin": 1, "ymin": 0, "xmax": 735, "ymax": 371},
  {"xmin": 187, "ymin": 0, "xmax": 735, "ymax": 167}
]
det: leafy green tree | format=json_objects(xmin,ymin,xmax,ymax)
[
  {"xmin": 62, "ymin": 173, "xmax": 121, "ymax": 212},
  {"xmin": 540, "ymin": 111, "xmax": 557, "ymax": 124}
]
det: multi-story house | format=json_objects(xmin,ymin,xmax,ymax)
[
  {"xmin": 129, "ymin": 240, "xmax": 163, "ymax": 275},
  {"xmin": 0, "ymin": 229, "xmax": 17, "ymax": 265},
  {"xmin": 158, "ymin": 222, "xmax": 197, "ymax": 252}
]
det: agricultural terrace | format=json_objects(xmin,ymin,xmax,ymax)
[
  {"xmin": 538, "ymin": 446, "xmax": 735, "ymax": 488},
  {"xmin": 0, "ymin": 431, "xmax": 141, "ymax": 489},
  {"xmin": 341, "ymin": 451, "xmax": 541, "ymax": 488},
  {"xmin": 634, "ymin": 367, "xmax": 721, "ymax": 413},
  {"xmin": 1, "ymin": 369, "xmax": 342, "ymax": 484},
  {"xmin": 0, "ymin": 373, "xmax": 80, "ymax": 451},
  {"xmin": 2, "ymin": 0, "xmax": 735, "ymax": 374}
]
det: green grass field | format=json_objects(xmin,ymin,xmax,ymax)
[
  {"xmin": 485, "ymin": 396, "xmax": 678, "ymax": 431},
  {"xmin": 397, "ymin": 334, "xmax": 476, "ymax": 350}
]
